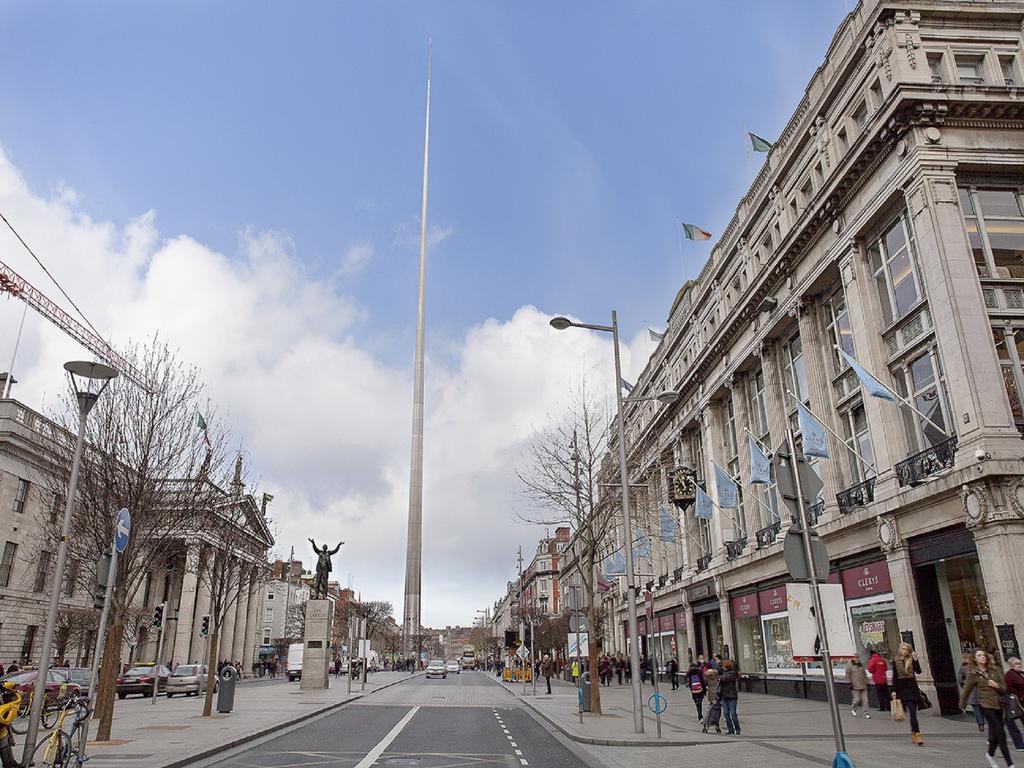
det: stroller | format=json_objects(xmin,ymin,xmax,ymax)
[{"xmin": 702, "ymin": 695, "xmax": 722, "ymax": 734}]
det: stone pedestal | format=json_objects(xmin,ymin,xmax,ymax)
[{"xmin": 300, "ymin": 599, "xmax": 333, "ymax": 690}]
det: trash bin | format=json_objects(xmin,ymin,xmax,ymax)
[
  {"xmin": 579, "ymin": 673, "xmax": 592, "ymax": 713},
  {"xmin": 217, "ymin": 666, "xmax": 237, "ymax": 713}
]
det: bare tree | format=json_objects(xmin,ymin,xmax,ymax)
[
  {"xmin": 352, "ymin": 600, "xmax": 394, "ymax": 645},
  {"xmin": 35, "ymin": 340, "xmax": 237, "ymax": 740},
  {"xmin": 54, "ymin": 607, "xmax": 99, "ymax": 665},
  {"xmin": 120, "ymin": 606, "xmax": 152, "ymax": 665},
  {"xmin": 516, "ymin": 380, "xmax": 615, "ymax": 715}
]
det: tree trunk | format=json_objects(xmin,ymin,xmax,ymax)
[
  {"xmin": 586, "ymin": 609, "xmax": 602, "ymax": 715},
  {"xmin": 202, "ymin": 628, "xmax": 220, "ymax": 717},
  {"xmin": 94, "ymin": 619, "xmax": 123, "ymax": 741}
]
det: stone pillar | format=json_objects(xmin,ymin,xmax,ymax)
[
  {"xmin": 172, "ymin": 545, "xmax": 200, "ymax": 666},
  {"xmin": 715, "ymin": 575, "xmax": 734, "ymax": 661},
  {"xmin": 839, "ymin": 244, "xmax": 907, "ymax": 496},
  {"xmin": 242, "ymin": 571, "xmax": 260, "ymax": 674},
  {"xmin": 191, "ymin": 549, "xmax": 212, "ymax": 665},
  {"xmin": 231, "ymin": 565, "xmax": 251, "ymax": 664},
  {"xmin": 300, "ymin": 599, "xmax": 333, "ymax": 690},
  {"xmin": 795, "ymin": 298, "xmax": 846, "ymax": 513},
  {"xmin": 219, "ymin": 559, "xmax": 239, "ymax": 661},
  {"xmin": 702, "ymin": 404, "xmax": 729, "ymax": 560},
  {"xmin": 964, "ymin": 480, "xmax": 1024, "ymax": 660},
  {"xmin": 879, "ymin": 514, "xmax": 932, "ymax": 691},
  {"xmin": 903, "ymin": 167, "xmax": 1019, "ymax": 457}
]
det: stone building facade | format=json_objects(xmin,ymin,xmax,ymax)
[
  {"xmin": 0, "ymin": 396, "xmax": 273, "ymax": 673},
  {"xmin": 602, "ymin": 0, "xmax": 1024, "ymax": 715}
]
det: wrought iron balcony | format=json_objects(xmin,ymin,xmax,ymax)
[
  {"xmin": 895, "ymin": 435, "xmax": 958, "ymax": 487},
  {"xmin": 807, "ymin": 499, "xmax": 825, "ymax": 526},
  {"xmin": 672, "ymin": 567, "xmax": 684, "ymax": 582},
  {"xmin": 725, "ymin": 536, "xmax": 747, "ymax": 561},
  {"xmin": 755, "ymin": 519, "xmax": 782, "ymax": 549},
  {"xmin": 696, "ymin": 553, "xmax": 712, "ymax": 573},
  {"xmin": 837, "ymin": 477, "xmax": 876, "ymax": 513},
  {"xmin": 658, "ymin": 574, "xmax": 668, "ymax": 588}
]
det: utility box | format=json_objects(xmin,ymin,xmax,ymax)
[
  {"xmin": 579, "ymin": 678, "xmax": 592, "ymax": 712},
  {"xmin": 217, "ymin": 666, "xmax": 237, "ymax": 713}
]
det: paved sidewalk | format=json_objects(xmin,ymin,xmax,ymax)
[
  {"xmin": 490, "ymin": 673, "xmax": 983, "ymax": 747},
  {"xmin": 81, "ymin": 671, "xmax": 418, "ymax": 768}
]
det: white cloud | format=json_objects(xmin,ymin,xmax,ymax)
[
  {"xmin": 0, "ymin": 148, "xmax": 652, "ymax": 628},
  {"xmin": 339, "ymin": 240, "xmax": 374, "ymax": 276}
]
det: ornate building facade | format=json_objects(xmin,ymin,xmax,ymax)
[{"xmin": 602, "ymin": 0, "xmax": 1024, "ymax": 715}]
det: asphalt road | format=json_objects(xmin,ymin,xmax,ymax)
[{"xmin": 210, "ymin": 671, "xmax": 593, "ymax": 768}]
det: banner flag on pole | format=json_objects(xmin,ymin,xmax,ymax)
[
  {"xmin": 797, "ymin": 401, "xmax": 831, "ymax": 458},
  {"xmin": 648, "ymin": 328, "xmax": 665, "ymax": 343},
  {"xmin": 837, "ymin": 348, "xmax": 897, "ymax": 402},
  {"xmin": 604, "ymin": 552, "xmax": 626, "ymax": 576},
  {"xmin": 748, "ymin": 435, "xmax": 771, "ymax": 484},
  {"xmin": 633, "ymin": 531, "xmax": 652, "ymax": 561},
  {"xmin": 682, "ymin": 223, "xmax": 712, "ymax": 241},
  {"xmin": 713, "ymin": 462, "xmax": 739, "ymax": 508},
  {"xmin": 620, "ymin": 377, "xmax": 634, "ymax": 393},
  {"xmin": 748, "ymin": 132, "xmax": 774, "ymax": 152},
  {"xmin": 695, "ymin": 487, "xmax": 714, "ymax": 519},
  {"xmin": 658, "ymin": 507, "xmax": 680, "ymax": 542}
]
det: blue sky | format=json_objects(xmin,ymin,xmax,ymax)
[{"xmin": 0, "ymin": 1, "xmax": 852, "ymax": 625}]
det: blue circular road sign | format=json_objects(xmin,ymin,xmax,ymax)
[
  {"xmin": 114, "ymin": 508, "xmax": 131, "ymax": 553},
  {"xmin": 648, "ymin": 692, "xmax": 667, "ymax": 715}
]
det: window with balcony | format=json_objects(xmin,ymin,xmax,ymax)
[
  {"xmin": 892, "ymin": 350, "xmax": 950, "ymax": 451},
  {"xmin": 928, "ymin": 52, "xmax": 945, "ymax": 83},
  {"xmin": 722, "ymin": 395, "xmax": 746, "ymax": 538},
  {"xmin": 956, "ymin": 54, "xmax": 986, "ymax": 85},
  {"xmin": 12, "ymin": 479, "xmax": 28, "ymax": 515},
  {"xmin": 0, "ymin": 542, "xmax": 16, "ymax": 588},
  {"xmin": 781, "ymin": 333, "xmax": 808, "ymax": 407},
  {"xmin": 958, "ymin": 185, "xmax": 1024, "ymax": 278},
  {"xmin": 823, "ymin": 286, "xmax": 855, "ymax": 373},
  {"xmin": 841, "ymin": 404, "xmax": 875, "ymax": 484},
  {"xmin": 867, "ymin": 213, "xmax": 921, "ymax": 326},
  {"xmin": 688, "ymin": 431, "xmax": 712, "ymax": 557}
]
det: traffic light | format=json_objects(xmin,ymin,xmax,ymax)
[
  {"xmin": 199, "ymin": 615, "xmax": 210, "ymax": 637},
  {"xmin": 152, "ymin": 604, "xmax": 164, "ymax": 629},
  {"xmin": 93, "ymin": 553, "xmax": 112, "ymax": 609}
]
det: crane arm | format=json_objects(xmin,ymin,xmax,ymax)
[{"xmin": 0, "ymin": 257, "xmax": 152, "ymax": 392}]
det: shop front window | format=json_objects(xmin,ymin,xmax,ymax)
[
  {"xmin": 734, "ymin": 616, "xmax": 765, "ymax": 674},
  {"xmin": 945, "ymin": 556, "xmax": 998, "ymax": 657},
  {"xmin": 848, "ymin": 597, "xmax": 899, "ymax": 661},
  {"xmin": 762, "ymin": 614, "xmax": 797, "ymax": 672}
]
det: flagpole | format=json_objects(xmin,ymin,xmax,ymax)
[
  {"xmin": 743, "ymin": 426, "xmax": 772, "ymax": 457},
  {"xmin": 719, "ymin": 459, "xmax": 776, "ymax": 525},
  {"xmin": 833, "ymin": 346, "xmax": 949, "ymax": 438},
  {"xmin": 705, "ymin": 467, "xmax": 748, "ymax": 537},
  {"xmin": 786, "ymin": 390, "xmax": 878, "ymax": 476}
]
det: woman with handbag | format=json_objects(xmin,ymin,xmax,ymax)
[
  {"xmin": 893, "ymin": 642, "xmax": 924, "ymax": 745},
  {"xmin": 960, "ymin": 648, "xmax": 1014, "ymax": 767},
  {"xmin": 1004, "ymin": 657, "xmax": 1024, "ymax": 751}
]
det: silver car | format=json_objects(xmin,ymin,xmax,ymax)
[
  {"xmin": 166, "ymin": 664, "xmax": 216, "ymax": 697},
  {"xmin": 425, "ymin": 659, "xmax": 447, "ymax": 679}
]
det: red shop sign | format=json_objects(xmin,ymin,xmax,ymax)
[
  {"xmin": 658, "ymin": 615, "xmax": 674, "ymax": 632},
  {"xmin": 730, "ymin": 593, "xmax": 758, "ymax": 619},
  {"xmin": 758, "ymin": 586, "xmax": 788, "ymax": 615},
  {"xmin": 675, "ymin": 611, "xmax": 686, "ymax": 630},
  {"xmin": 841, "ymin": 560, "xmax": 892, "ymax": 599},
  {"xmin": 638, "ymin": 619, "xmax": 647, "ymax": 635}
]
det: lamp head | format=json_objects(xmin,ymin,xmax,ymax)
[
  {"xmin": 655, "ymin": 390, "xmax": 680, "ymax": 405},
  {"xmin": 549, "ymin": 316, "xmax": 573, "ymax": 331}
]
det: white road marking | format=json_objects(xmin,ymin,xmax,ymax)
[
  {"xmin": 352, "ymin": 706, "xmax": 420, "ymax": 768},
  {"xmin": 515, "ymin": 749, "xmax": 523, "ymax": 755},
  {"xmin": 520, "ymin": 760, "xmax": 529, "ymax": 766}
]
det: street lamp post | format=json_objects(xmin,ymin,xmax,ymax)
[
  {"xmin": 550, "ymin": 312, "xmax": 678, "ymax": 735},
  {"xmin": 22, "ymin": 361, "xmax": 117, "ymax": 767}
]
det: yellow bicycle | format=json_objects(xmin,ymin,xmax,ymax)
[{"xmin": 29, "ymin": 692, "xmax": 90, "ymax": 768}]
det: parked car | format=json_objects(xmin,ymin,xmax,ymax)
[
  {"xmin": 166, "ymin": 664, "xmax": 216, "ymax": 698},
  {"xmin": 0, "ymin": 670, "xmax": 80, "ymax": 704},
  {"xmin": 445, "ymin": 661, "xmax": 460, "ymax": 674},
  {"xmin": 286, "ymin": 643, "xmax": 303, "ymax": 682},
  {"xmin": 62, "ymin": 667, "xmax": 93, "ymax": 690},
  {"xmin": 426, "ymin": 659, "xmax": 447, "ymax": 679},
  {"xmin": 116, "ymin": 665, "xmax": 171, "ymax": 698}
]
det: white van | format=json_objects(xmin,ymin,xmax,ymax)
[{"xmin": 286, "ymin": 642, "xmax": 303, "ymax": 681}]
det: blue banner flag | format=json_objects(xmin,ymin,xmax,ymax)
[
  {"xmin": 620, "ymin": 378, "xmax": 634, "ymax": 393},
  {"xmin": 748, "ymin": 435, "xmax": 771, "ymax": 484},
  {"xmin": 695, "ymin": 487, "xmax": 714, "ymax": 519},
  {"xmin": 714, "ymin": 462, "xmax": 739, "ymax": 509},
  {"xmin": 659, "ymin": 507, "xmax": 679, "ymax": 542},
  {"xmin": 797, "ymin": 402, "xmax": 830, "ymax": 458},
  {"xmin": 633, "ymin": 531, "xmax": 652, "ymax": 560},
  {"xmin": 604, "ymin": 552, "xmax": 626, "ymax": 576},
  {"xmin": 837, "ymin": 348, "xmax": 897, "ymax": 402}
]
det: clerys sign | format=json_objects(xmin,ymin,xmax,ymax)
[
  {"xmin": 759, "ymin": 586, "xmax": 788, "ymax": 615},
  {"xmin": 841, "ymin": 561, "xmax": 892, "ymax": 599},
  {"xmin": 731, "ymin": 594, "xmax": 758, "ymax": 619}
]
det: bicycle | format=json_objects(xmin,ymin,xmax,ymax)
[{"xmin": 29, "ymin": 692, "xmax": 90, "ymax": 768}]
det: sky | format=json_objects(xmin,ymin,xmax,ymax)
[{"xmin": 0, "ymin": 1, "xmax": 851, "ymax": 627}]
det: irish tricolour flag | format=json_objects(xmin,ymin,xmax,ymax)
[{"xmin": 682, "ymin": 223, "xmax": 712, "ymax": 241}]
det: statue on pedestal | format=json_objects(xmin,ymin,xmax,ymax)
[{"xmin": 308, "ymin": 538, "xmax": 343, "ymax": 599}]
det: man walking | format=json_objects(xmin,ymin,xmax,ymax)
[
  {"xmin": 668, "ymin": 656, "xmax": 680, "ymax": 690},
  {"xmin": 541, "ymin": 654, "xmax": 554, "ymax": 695}
]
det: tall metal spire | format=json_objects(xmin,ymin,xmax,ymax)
[{"xmin": 403, "ymin": 39, "xmax": 431, "ymax": 657}]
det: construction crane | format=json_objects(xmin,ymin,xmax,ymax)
[{"xmin": 0, "ymin": 256, "xmax": 151, "ymax": 392}]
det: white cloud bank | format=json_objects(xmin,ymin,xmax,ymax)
[{"xmin": 0, "ymin": 147, "xmax": 654, "ymax": 627}]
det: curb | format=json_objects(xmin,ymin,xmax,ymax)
[
  {"xmin": 154, "ymin": 673, "xmax": 421, "ymax": 768},
  {"xmin": 483, "ymin": 673, "xmax": 718, "ymax": 748}
]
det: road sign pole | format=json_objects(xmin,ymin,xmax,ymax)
[
  {"xmin": 785, "ymin": 427, "xmax": 847, "ymax": 756},
  {"xmin": 152, "ymin": 601, "xmax": 167, "ymax": 705},
  {"xmin": 81, "ymin": 544, "xmax": 117, "ymax": 751},
  {"xmin": 647, "ymin": 592, "xmax": 662, "ymax": 739}
]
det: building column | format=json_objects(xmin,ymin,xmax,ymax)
[
  {"xmin": 172, "ymin": 545, "xmax": 200, "ymax": 667},
  {"xmin": 191, "ymin": 548, "xmax": 212, "ymax": 664},
  {"xmin": 701, "ymin": 404, "xmax": 729, "ymax": 562},
  {"xmin": 219, "ymin": 559, "xmax": 240, "ymax": 661},
  {"xmin": 880, "ymin": 515, "xmax": 932, "ymax": 688},
  {"xmin": 715, "ymin": 575, "xmax": 734, "ymax": 660},
  {"xmin": 683, "ymin": 603, "xmax": 697, "ymax": 663},
  {"xmin": 231, "ymin": 565, "xmax": 251, "ymax": 665},
  {"xmin": 903, "ymin": 167, "xmax": 1019, "ymax": 457},
  {"xmin": 242, "ymin": 570, "xmax": 260, "ymax": 674}
]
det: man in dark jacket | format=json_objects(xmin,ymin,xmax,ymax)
[
  {"xmin": 719, "ymin": 659, "xmax": 740, "ymax": 735},
  {"xmin": 668, "ymin": 656, "xmax": 679, "ymax": 690}
]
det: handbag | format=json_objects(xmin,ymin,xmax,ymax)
[
  {"xmin": 917, "ymin": 691, "xmax": 933, "ymax": 711},
  {"xmin": 1004, "ymin": 693, "xmax": 1024, "ymax": 722},
  {"xmin": 891, "ymin": 697, "xmax": 906, "ymax": 722}
]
